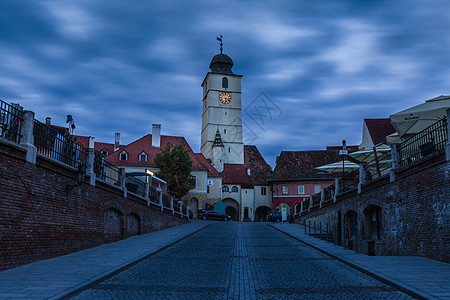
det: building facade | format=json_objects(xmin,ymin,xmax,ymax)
[{"xmin": 269, "ymin": 151, "xmax": 341, "ymax": 214}]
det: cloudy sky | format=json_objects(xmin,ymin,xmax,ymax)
[{"xmin": 1, "ymin": 0, "xmax": 449, "ymax": 167}]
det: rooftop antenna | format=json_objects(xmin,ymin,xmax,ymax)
[{"xmin": 217, "ymin": 35, "xmax": 223, "ymax": 54}]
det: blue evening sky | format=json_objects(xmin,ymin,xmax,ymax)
[{"xmin": 0, "ymin": 0, "xmax": 449, "ymax": 167}]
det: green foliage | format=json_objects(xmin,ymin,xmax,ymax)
[{"xmin": 154, "ymin": 143, "xmax": 194, "ymax": 198}]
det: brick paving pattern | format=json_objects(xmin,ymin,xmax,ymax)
[{"xmin": 72, "ymin": 222, "xmax": 412, "ymax": 299}]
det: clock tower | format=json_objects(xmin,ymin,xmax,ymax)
[{"xmin": 201, "ymin": 45, "xmax": 244, "ymax": 166}]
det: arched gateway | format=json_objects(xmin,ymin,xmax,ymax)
[{"xmin": 223, "ymin": 198, "xmax": 239, "ymax": 221}]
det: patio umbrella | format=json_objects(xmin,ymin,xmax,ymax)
[
  {"xmin": 315, "ymin": 161, "xmax": 359, "ymax": 174},
  {"xmin": 389, "ymin": 95, "xmax": 450, "ymax": 137},
  {"xmin": 348, "ymin": 145, "xmax": 391, "ymax": 163}
]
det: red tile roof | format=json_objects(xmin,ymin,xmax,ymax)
[
  {"xmin": 270, "ymin": 150, "xmax": 341, "ymax": 180},
  {"xmin": 102, "ymin": 134, "xmax": 219, "ymax": 176},
  {"xmin": 364, "ymin": 118, "xmax": 396, "ymax": 145},
  {"xmin": 222, "ymin": 145, "xmax": 272, "ymax": 187}
]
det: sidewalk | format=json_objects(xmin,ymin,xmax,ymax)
[
  {"xmin": 272, "ymin": 223, "xmax": 450, "ymax": 300},
  {"xmin": 0, "ymin": 222, "xmax": 208, "ymax": 300}
]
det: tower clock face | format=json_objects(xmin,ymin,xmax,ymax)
[{"xmin": 219, "ymin": 92, "xmax": 232, "ymax": 104}]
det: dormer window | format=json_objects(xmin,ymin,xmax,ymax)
[
  {"xmin": 100, "ymin": 149, "xmax": 108, "ymax": 156},
  {"xmin": 139, "ymin": 152, "xmax": 147, "ymax": 162},
  {"xmin": 119, "ymin": 151, "xmax": 128, "ymax": 161},
  {"xmin": 222, "ymin": 77, "xmax": 228, "ymax": 88}
]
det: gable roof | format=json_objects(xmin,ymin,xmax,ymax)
[
  {"xmin": 222, "ymin": 145, "xmax": 272, "ymax": 187},
  {"xmin": 364, "ymin": 118, "xmax": 396, "ymax": 145},
  {"xmin": 270, "ymin": 150, "xmax": 341, "ymax": 181},
  {"xmin": 103, "ymin": 134, "xmax": 219, "ymax": 176}
]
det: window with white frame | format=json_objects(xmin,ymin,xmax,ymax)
[
  {"xmin": 119, "ymin": 151, "xmax": 128, "ymax": 161},
  {"xmin": 314, "ymin": 184, "xmax": 321, "ymax": 194},
  {"xmin": 139, "ymin": 152, "xmax": 147, "ymax": 162},
  {"xmin": 282, "ymin": 186, "xmax": 288, "ymax": 194},
  {"xmin": 298, "ymin": 185, "xmax": 305, "ymax": 194}
]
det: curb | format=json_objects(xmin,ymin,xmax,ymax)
[
  {"xmin": 56, "ymin": 223, "xmax": 210, "ymax": 299},
  {"xmin": 270, "ymin": 224, "xmax": 429, "ymax": 300}
]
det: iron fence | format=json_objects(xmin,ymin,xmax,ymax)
[
  {"xmin": 302, "ymin": 199, "xmax": 310, "ymax": 212},
  {"xmin": 149, "ymin": 186, "xmax": 159, "ymax": 203},
  {"xmin": 397, "ymin": 117, "xmax": 448, "ymax": 168},
  {"xmin": 364, "ymin": 150, "xmax": 392, "ymax": 182},
  {"xmin": 94, "ymin": 154, "xmax": 123, "ymax": 186},
  {"xmin": 340, "ymin": 168, "xmax": 359, "ymax": 193},
  {"xmin": 173, "ymin": 200, "xmax": 181, "ymax": 212},
  {"xmin": 162, "ymin": 194, "xmax": 172, "ymax": 208},
  {"xmin": 125, "ymin": 174, "xmax": 146, "ymax": 197},
  {"xmin": 33, "ymin": 120, "xmax": 87, "ymax": 168},
  {"xmin": 322, "ymin": 184, "xmax": 335, "ymax": 203},
  {"xmin": 0, "ymin": 100, "xmax": 23, "ymax": 143},
  {"xmin": 311, "ymin": 194, "xmax": 321, "ymax": 207}
]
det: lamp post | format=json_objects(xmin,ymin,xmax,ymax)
[
  {"xmin": 66, "ymin": 162, "xmax": 86, "ymax": 194},
  {"xmin": 340, "ymin": 140, "xmax": 348, "ymax": 192}
]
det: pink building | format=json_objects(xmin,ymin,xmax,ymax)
[{"xmin": 268, "ymin": 150, "xmax": 341, "ymax": 214}]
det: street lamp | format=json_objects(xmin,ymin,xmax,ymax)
[
  {"xmin": 340, "ymin": 140, "xmax": 348, "ymax": 192},
  {"xmin": 66, "ymin": 163, "xmax": 86, "ymax": 194}
]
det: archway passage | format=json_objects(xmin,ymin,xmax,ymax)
[
  {"xmin": 225, "ymin": 206, "xmax": 238, "ymax": 221},
  {"xmin": 104, "ymin": 208, "xmax": 123, "ymax": 243},
  {"xmin": 364, "ymin": 205, "xmax": 382, "ymax": 240},
  {"xmin": 127, "ymin": 213, "xmax": 141, "ymax": 237},
  {"xmin": 223, "ymin": 198, "xmax": 239, "ymax": 221},
  {"xmin": 254, "ymin": 206, "xmax": 272, "ymax": 222}
]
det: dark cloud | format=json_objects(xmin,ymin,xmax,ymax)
[{"xmin": 0, "ymin": 0, "xmax": 448, "ymax": 167}]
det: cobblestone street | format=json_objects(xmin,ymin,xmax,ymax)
[{"xmin": 72, "ymin": 222, "xmax": 412, "ymax": 299}]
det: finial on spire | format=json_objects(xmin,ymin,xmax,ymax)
[{"xmin": 216, "ymin": 35, "xmax": 223, "ymax": 54}]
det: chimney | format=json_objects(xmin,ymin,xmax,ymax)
[
  {"xmin": 45, "ymin": 117, "xmax": 51, "ymax": 125},
  {"xmin": 114, "ymin": 133, "xmax": 120, "ymax": 151},
  {"xmin": 89, "ymin": 136, "xmax": 95, "ymax": 149},
  {"xmin": 152, "ymin": 124, "xmax": 161, "ymax": 148}
]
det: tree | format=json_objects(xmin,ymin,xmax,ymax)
[{"xmin": 154, "ymin": 143, "xmax": 194, "ymax": 199}]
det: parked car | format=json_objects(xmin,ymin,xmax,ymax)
[
  {"xmin": 199, "ymin": 210, "xmax": 231, "ymax": 221},
  {"xmin": 267, "ymin": 212, "xmax": 293, "ymax": 223}
]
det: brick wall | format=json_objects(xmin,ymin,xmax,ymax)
[
  {"xmin": 297, "ymin": 153, "xmax": 450, "ymax": 263},
  {"xmin": 0, "ymin": 139, "xmax": 187, "ymax": 271}
]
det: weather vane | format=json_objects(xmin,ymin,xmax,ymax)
[{"xmin": 217, "ymin": 35, "xmax": 223, "ymax": 54}]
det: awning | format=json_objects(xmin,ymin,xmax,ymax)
[
  {"xmin": 389, "ymin": 95, "xmax": 450, "ymax": 137},
  {"xmin": 315, "ymin": 161, "xmax": 359, "ymax": 174},
  {"xmin": 348, "ymin": 145, "xmax": 391, "ymax": 163}
]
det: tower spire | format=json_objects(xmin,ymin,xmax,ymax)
[{"xmin": 217, "ymin": 35, "xmax": 223, "ymax": 54}]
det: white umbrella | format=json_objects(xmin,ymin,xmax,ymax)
[
  {"xmin": 389, "ymin": 95, "xmax": 450, "ymax": 137},
  {"xmin": 349, "ymin": 145, "xmax": 391, "ymax": 163},
  {"xmin": 315, "ymin": 161, "xmax": 359, "ymax": 174}
]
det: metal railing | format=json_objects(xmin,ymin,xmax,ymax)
[
  {"xmin": 364, "ymin": 150, "xmax": 392, "ymax": 182},
  {"xmin": 94, "ymin": 154, "xmax": 123, "ymax": 186},
  {"xmin": 162, "ymin": 194, "xmax": 171, "ymax": 208},
  {"xmin": 125, "ymin": 174, "xmax": 146, "ymax": 197},
  {"xmin": 33, "ymin": 120, "xmax": 87, "ymax": 168},
  {"xmin": 322, "ymin": 184, "xmax": 335, "ymax": 203},
  {"xmin": 0, "ymin": 100, "xmax": 23, "ymax": 143},
  {"xmin": 340, "ymin": 168, "xmax": 359, "ymax": 192},
  {"xmin": 397, "ymin": 117, "xmax": 448, "ymax": 168}
]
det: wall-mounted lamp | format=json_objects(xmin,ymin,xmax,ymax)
[{"xmin": 66, "ymin": 163, "xmax": 86, "ymax": 194}]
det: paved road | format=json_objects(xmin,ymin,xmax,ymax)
[{"xmin": 72, "ymin": 222, "xmax": 412, "ymax": 299}]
